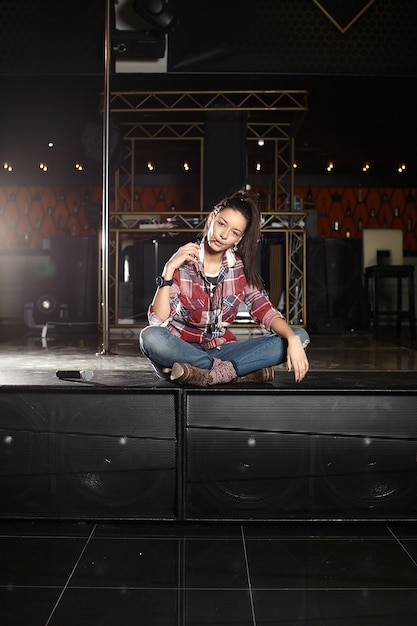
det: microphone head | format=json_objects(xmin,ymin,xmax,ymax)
[{"xmin": 80, "ymin": 369, "xmax": 94, "ymax": 382}]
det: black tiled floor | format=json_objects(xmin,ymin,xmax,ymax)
[
  {"xmin": 0, "ymin": 326, "xmax": 417, "ymax": 624},
  {"xmin": 1, "ymin": 520, "xmax": 417, "ymax": 625}
]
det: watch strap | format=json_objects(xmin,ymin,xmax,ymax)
[{"xmin": 156, "ymin": 276, "xmax": 173, "ymax": 287}]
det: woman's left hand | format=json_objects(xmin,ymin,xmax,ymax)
[{"xmin": 286, "ymin": 334, "xmax": 309, "ymax": 382}]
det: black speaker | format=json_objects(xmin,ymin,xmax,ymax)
[
  {"xmin": 133, "ymin": 237, "xmax": 188, "ymax": 317},
  {"xmin": 0, "ymin": 390, "xmax": 178, "ymax": 520},
  {"xmin": 50, "ymin": 235, "xmax": 98, "ymax": 323},
  {"xmin": 25, "ymin": 236, "xmax": 98, "ymax": 327},
  {"xmin": 307, "ymin": 238, "xmax": 366, "ymax": 333},
  {"xmin": 187, "ymin": 428, "xmax": 310, "ymax": 517},
  {"xmin": 184, "ymin": 388, "xmax": 417, "ymax": 521},
  {"xmin": 0, "ymin": 395, "xmax": 51, "ymax": 515},
  {"xmin": 203, "ymin": 111, "xmax": 247, "ymax": 211},
  {"xmin": 81, "ymin": 122, "xmax": 127, "ymax": 170}
]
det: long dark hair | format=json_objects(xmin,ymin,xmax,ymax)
[{"xmin": 212, "ymin": 190, "xmax": 264, "ymax": 291}]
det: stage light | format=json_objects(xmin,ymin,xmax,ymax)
[
  {"xmin": 38, "ymin": 295, "xmax": 56, "ymax": 314},
  {"xmin": 132, "ymin": 0, "xmax": 178, "ymax": 32}
]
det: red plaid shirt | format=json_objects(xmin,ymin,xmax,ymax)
[{"xmin": 148, "ymin": 250, "xmax": 284, "ymax": 350}]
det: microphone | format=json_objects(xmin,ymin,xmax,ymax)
[{"xmin": 56, "ymin": 370, "xmax": 94, "ymax": 382}]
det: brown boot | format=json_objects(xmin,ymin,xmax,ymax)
[
  {"xmin": 170, "ymin": 362, "xmax": 211, "ymax": 386},
  {"xmin": 232, "ymin": 367, "xmax": 274, "ymax": 384}
]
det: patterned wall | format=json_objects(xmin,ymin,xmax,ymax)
[
  {"xmin": 0, "ymin": 186, "xmax": 100, "ymax": 250},
  {"xmin": 0, "ymin": 184, "xmax": 199, "ymax": 250},
  {"xmin": 295, "ymin": 185, "xmax": 417, "ymax": 250},
  {"xmin": 0, "ymin": 183, "xmax": 415, "ymax": 251}
]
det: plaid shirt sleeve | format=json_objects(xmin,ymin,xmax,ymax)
[{"xmin": 242, "ymin": 282, "xmax": 285, "ymax": 330}]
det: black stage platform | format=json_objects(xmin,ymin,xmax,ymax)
[{"xmin": 1, "ymin": 342, "xmax": 416, "ymax": 523}]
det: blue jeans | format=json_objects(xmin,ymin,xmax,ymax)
[{"xmin": 139, "ymin": 325, "xmax": 310, "ymax": 380}]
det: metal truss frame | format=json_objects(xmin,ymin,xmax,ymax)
[
  {"xmin": 108, "ymin": 212, "xmax": 306, "ymax": 329},
  {"xmin": 104, "ymin": 88, "xmax": 308, "ymax": 330}
]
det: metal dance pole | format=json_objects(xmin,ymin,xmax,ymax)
[{"xmin": 99, "ymin": 0, "xmax": 112, "ymax": 354}]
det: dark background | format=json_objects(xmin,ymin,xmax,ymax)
[{"xmin": 0, "ymin": 0, "xmax": 416, "ymax": 180}]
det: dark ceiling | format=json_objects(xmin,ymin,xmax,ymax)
[{"xmin": 0, "ymin": 0, "xmax": 416, "ymax": 184}]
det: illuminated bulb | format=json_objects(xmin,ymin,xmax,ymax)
[
  {"xmin": 3, "ymin": 161, "xmax": 12, "ymax": 171},
  {"xmin": 48, "ymin": 141, "xmax": 54, "ymax": 148},
  {"xmin": 39, "ymin": 162, "xmax": 48, "ymax": 172},
  {"xmin": 362, "ymin": 162, "xmax": 370, "ymax": 172},
  {"xmin": 397, "ymin": 163, "xmax": 406, "ymax": 173},
  {"xmin": 256, "ymin": 161, "xmax": 261, "ymax": 171},
  {"xmin": 147, "ymin": 161, "xmax": 154, "ymax": 171},
  {"xmin": 75, "ymin": 162, "xmax": 83, "ymax": 171},
  {"xmin": 292, "ymin": 162, "xmax": 298, "ymax": 169},
  {"xmin": 326, "ymin": 161, "xmax": 334, "ymax": 172},
  {"xmin": 257, "ymin": 139, "xmax": 264, "ymax": 147},
  {"xmin": 183, "ymin": 161, "xmax": 190, "ymax": 171}
]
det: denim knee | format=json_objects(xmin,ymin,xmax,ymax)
[
  {"xmin": 139, "ymin": 325, "xmax": 163, "ymax": 356},
  {"xmin": 292, "ymin": 327, "xmax": 310, "ymax": 349}
]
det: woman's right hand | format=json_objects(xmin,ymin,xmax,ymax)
[{"xmin": 165, "ymin": 242, "xmax": 200, "ymax": 275}]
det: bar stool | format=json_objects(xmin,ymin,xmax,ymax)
[{"xmin": 364, "ymin": 264, "xmax": 416, "ymax": 340}]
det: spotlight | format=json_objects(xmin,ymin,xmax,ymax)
[
  {"xmin": 132, "ymin": 0, "xmax": 178, "ymax": 31},
  {"xmin": 37, "ymin": 294, "xmax": 56, "ymax": 315}
]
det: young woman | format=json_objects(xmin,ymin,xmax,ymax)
[{"xmin": 140, "ymin": 190, "xmax": 310, "ymax": 386}]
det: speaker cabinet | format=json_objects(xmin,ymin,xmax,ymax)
[
  {"xmin": 132, "ymin": 237, "xmax": 188, "ymax": 317},
  {"xmin": 203, "ymin": 111, "xmax": 247, "ymax": 211},
  {"xmin": 22, "ymin": 236, "xmax": 98, "ymax": 327},
  {"xmin": 184, "ymin": 388, "xmax": 417, "ymax": 521},
  {"xmin": 0, "ymin": 395, "xmax": 51, "ymax": 515},
  {"xmin": 49, "ymin": 235, "xmax": 98, "ymax": 324},
  {"xmin": 307, "ymin": 238, "xmax": 366, "ymax": 332},
  {"xmin": 0, "ymin": 390, "xmax": 179, "ymax": 520}
]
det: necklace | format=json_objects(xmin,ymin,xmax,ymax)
[
  {"xmin": 205, "ymin": 272, "xmax": 218, "ymax": 295},
  {"xmin": 204, "ymin": 271, "xmax": 220, "ymax": 333}
]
